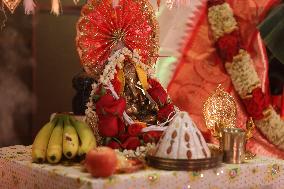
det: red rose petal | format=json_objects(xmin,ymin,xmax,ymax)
[
  {"xmin": 208, "ymin": 0, "xmax": 225, "ymax": 7},
  {"xmin": 103, "ymin": 98, "xmax": 126, "ymax": 116},
  {"xmin": 216, "ymin": 31, "xmax": 241, "ymax": 62},
  {"xmin": 143, "ymin": 131, "xmax": 163, "ymax": 143},
  {"xmin": 111, "ymin": 75, "xmax": 122, "ymax": 95},
  {"xmin": 98, "ymin": 116, "xmax": 119, "ymax": 137},
  {"xmin": 107, "ymin": 141, "xmax": 121, "ymax": 149},
  {"xmin": 96, "ymin": 93, "xmax": 126, "ymax": 117},
  {"xmin": 243, "ymin": 87, "xmax": 270, "ymax": 120},
  {"xmin": 96, "ymin": 94, "xmax": 116, "ymax": 115},
  {"xmin": 158, "ymin": 104, "xmax": 175, "ymax": 122},
  {"xmin": 117, "ymin": 118, "xmax": 126, "ymax": 134},
  {"xmin": 148, "ymin": 78, "xmax": 162, "ymax": 88},
  {"xmin": 147, "ymin": 87, "xmax": 168, "ymax": 106},
  {"xmin": 128, "ymin": 123, "xmax": 144, "ymax": 137},
  {"xmin": 118, "ymin": 133, "xmax": 130, "ymax": 143},
  {"xmin": 122, "ymin": 137, "xmax": 141, "ymax": 150}
]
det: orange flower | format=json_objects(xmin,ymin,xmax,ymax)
[{"xmin": 127, "ymin": 122, "xmax": 146, "ymax": 137}]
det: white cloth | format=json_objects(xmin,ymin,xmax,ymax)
[{"xmin": 1, "ymin": 145, "xmax": 284, "ymax": 189}]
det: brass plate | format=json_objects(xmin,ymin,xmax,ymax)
[{"xmin": 146, "ymin": 148, "xmax": 223, "ymax": 171}]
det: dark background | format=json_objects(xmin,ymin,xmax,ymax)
[{"xmin": 0, "ymin": 1, "xmax": 82, "ymax": 147}]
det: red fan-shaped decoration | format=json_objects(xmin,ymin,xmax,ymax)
[{"xmin": 76, "ymin": 0, "xmax": 159, "ymax": 76}]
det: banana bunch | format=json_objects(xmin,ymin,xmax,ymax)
[{"xmin": 32, "ymin": 114, "xmax": 97, "ymax": 164}]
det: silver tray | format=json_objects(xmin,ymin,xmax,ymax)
[{"xmin": 146, "ymin": 148, "xmax": 223, "ymax": 171}]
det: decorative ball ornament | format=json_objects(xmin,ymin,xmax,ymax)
[
  {"xmin": 203, "ymin": 85, "xmax": 237, "ymax": 137},
  {"xmin": 76, "ymin": 0, "xmax": 159, "ymax": 77}
]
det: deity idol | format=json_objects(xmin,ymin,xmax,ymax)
[{"xmin": 75, "ymin": 0, "xmax": 176, "ymax": 149}]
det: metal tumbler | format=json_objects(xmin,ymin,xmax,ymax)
[{"xmin": 221, "ymin": 128, "xmax": 246, "ymax": 164}]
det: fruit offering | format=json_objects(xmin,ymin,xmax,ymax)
[
  {"xmin": 32, "ymin": 114, "xmax": 97, "ymax": 164},
  {"xmin": 84, "ymin": 147, "xmax": 145, "ymax": 178},
  {"xmin": 85, "ymin": 147, "xmax": 118, "ymax": 177}
]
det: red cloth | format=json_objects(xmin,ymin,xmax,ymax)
[{"xmin": 168, "ymin": 0, "xmax": 284, "ymax": 158}]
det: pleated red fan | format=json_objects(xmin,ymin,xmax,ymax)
[{"xmin": 76, "ymin": 0, "xmax": 159, "ymax": 76}]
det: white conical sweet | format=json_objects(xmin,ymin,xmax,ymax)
[{"xmin": 155, "ymin": 111, "xmax": 211, "ymax": 159}]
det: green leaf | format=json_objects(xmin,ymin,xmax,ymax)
[
  {"xmin": 92, "ymin": 95, "xmax": 100, "ymax": 102},
  {"xmin": 100, "ymin": 87, "xmax": 106, "ymax": 96},
  {"xmin": 112, "ymin": 137, "xmax": 122, "ymax": 144},
  {"xmin": 258, "ymin": 4, "xmax": 284, "ymax": 65}
]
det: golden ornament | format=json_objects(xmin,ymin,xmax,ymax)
[
  {"xmin": 244, "ymin": 117, "xmax": 256, "ymax": 160},
  {"xmin": 203, "ymin": 84, "xmax": 237, "ymax": 138}
]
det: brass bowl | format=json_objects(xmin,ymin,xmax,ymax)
[{"xmin": 146, "ymin": 148, "xmax": 222, "ymax": 171}]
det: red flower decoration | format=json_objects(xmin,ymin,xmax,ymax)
[
  {"xmin": 96, "ymin": 93, "xmax": 126, "ymax": 137},
  {"xmin": 143, "ymin": 131, "xmax": 163, "ymax": 143},
  {"xmin": 118, "ymin": 133, "xmax": 130, "ymax": 143},
  {"xmin": 96, "ymin": 94, "xmax": 126, "ymax": 117},
  {"xmin": 111, "ymin": 72, "xmax": 122, "ymax": 95},
  {"xmin": 243, "ymin": 87, "xmax": 270, "ymax": 120},
  {"xmin": 148, "ymin": 78, "xmax": 163, "ymax": 89},
  {"xmin": 128, "ymin": 123, "xmax": 145, "ymax": 137},
  {"xmin": 158, "ymin": 104, "xmax": 175, "ymax": 122},
  {"xmin": 122, "ymin": 137, "xmax": 141, "ymax": 150},
  {"xmin": 147, "ymin": 79, "xmax": 168, "ymax": 106},
  {"xmin": 216, "ymin": 31, "xmax": 241, "ymax": 62},
  {"xmin": 117, "ymin": 118, "xmax": 126, "ymax": 134},
  {"xmin": 98, "ymin": 116, "xmax": 119, "ymax": 137},
  {"xmin": 107, "ymin": 140, "xmax": 121, "ymax": 149},
  {"xmin": 207, "ymin": 0, "xmax": 225, "ymax": 7},
  {"xmin": 76, "ymin": 0, "xmax": 158, "ymax": 75}
]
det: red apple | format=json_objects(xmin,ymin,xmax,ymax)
[{"xmin": 85, "ymin": 147, "xmax": 118, "ymax": 177}]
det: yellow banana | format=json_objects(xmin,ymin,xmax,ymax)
[
  {"xmin": 63, "ymin": 116, "xmax": 79, "ymax": 159},
  {"xmin": 46, "ymin": 118, "xmax": 64, "ymax": 164},
  {"xmin": 70, "ymin": 117, "xmax": 96, "ymax": 156},
  {"xmin": 32, "ymin": 119, "xmax": 57, "ymax": 163}
]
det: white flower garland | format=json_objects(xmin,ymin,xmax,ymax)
[
  {"xmin": 115, "ymin": 143, "xmax": 156, "ymax": 159},
  {"xmin": 208, "ymin": 2, "xmax": 284, "ymax": 150},
  {"xmin": 255, "ymin": 107, "xmax": 284, "ymax": 147},
  {"xmin": 85, "ymin": 47, "xmax": 155, "ymax": 126},
  {"xmin": 225, "ymin": 49, "xmax": 261, "ymax": 98},
  {"xmin": 208, "ymin": 3, "xmax": 238, "ymax": 40}
]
